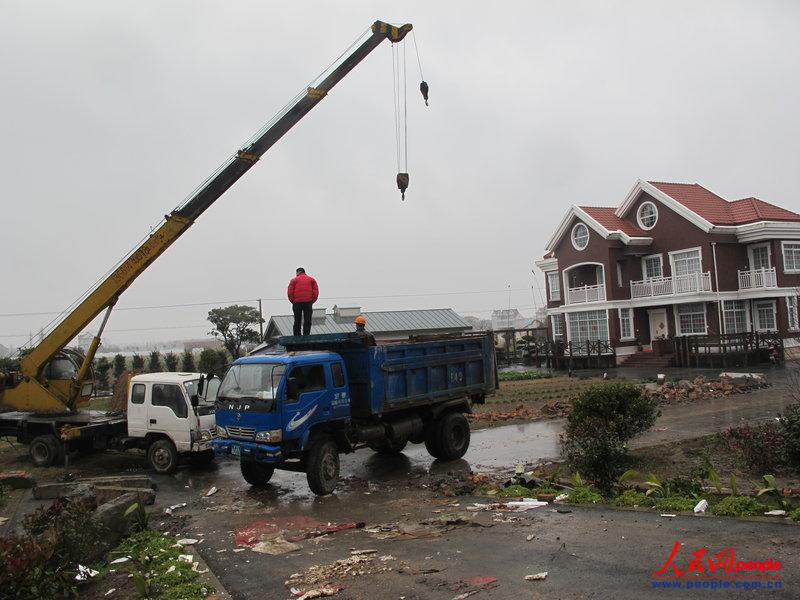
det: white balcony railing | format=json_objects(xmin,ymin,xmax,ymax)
[
  {"xmin": 630, "ymin": 272, "xmax": 713, "ymax": 299},
  {"xmin": 738, "ymin": 267, "xmax": 777, "ymax": 290},
  {"xmin": 566, "ymin": 283, "xmax": 606, "ymax": 304}
]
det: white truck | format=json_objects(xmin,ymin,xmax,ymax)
[{"xmin": 0, "ymin": 371, "xmax": 219, "ymax": 474}]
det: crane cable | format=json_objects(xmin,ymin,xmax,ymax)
[{"xmin": 392, "ymin": 40, "xmax": 410, "ymax": 200}]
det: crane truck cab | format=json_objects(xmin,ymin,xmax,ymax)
[{"xmin": 0, "ymin": 371, "xmax": 220, "ymax": 474}]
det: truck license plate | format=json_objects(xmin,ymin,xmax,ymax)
[{"xmin": 231, "ymin": 445, "xmax": 240, "ymax": 456}]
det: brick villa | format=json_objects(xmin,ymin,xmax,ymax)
[{"xmin": 534, "ymin": 180, "xmax": 800, "ymax": 364}]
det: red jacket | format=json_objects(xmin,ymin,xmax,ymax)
[{"xmin": 287, "ymin": 273, "xmax": 319, "ymax": 304}]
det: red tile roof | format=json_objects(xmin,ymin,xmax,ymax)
[
  {"xmin": 647, "ymin": 182, "xmax": 800, "ymax": 225},
  {"xmin": 579, "ymin": 206, "xmax": 647, "ymax": 236}
]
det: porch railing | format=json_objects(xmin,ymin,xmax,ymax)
[
  {"xmin": 566, "ymin": 283, "xmax": 606, "ymax": 304},
  {"xmin": 738, "ymin": 267, "xmax": 777, "ymax": 290},
  {"xmin": 630, "ymin": 272, "xmax": 712, "ymax": 299}
]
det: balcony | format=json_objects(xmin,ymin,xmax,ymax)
[
  {"xmin": 738, "ymin": 267, "xmax": 777, "ymax": 290},
  {"xmin": 630, "ymin": 272, "xmax": 713, "ymax": 299},
  {"xmin": 566, "ymin": 283, "xmax": 606, "ymax": 304}
]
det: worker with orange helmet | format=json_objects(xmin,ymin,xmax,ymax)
[{"xmin": 355, "ymin": 315, "xmax": 367, "ymax": 333}]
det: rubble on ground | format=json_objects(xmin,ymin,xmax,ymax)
[
  {"xmin": 643, "ymin": 375, "xmax": 769, "ymax": 404},
  {"xmin": 285, "ymin": 553, "xmax": 404, "ymax": 590}
]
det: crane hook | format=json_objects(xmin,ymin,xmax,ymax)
[
  {"xmin": 397, "ymin": 172, "xmax": 409, "ymax": 201},
  {"xmin": 420, "ymin": 81, "xmax": 429, "ymax": 106}
]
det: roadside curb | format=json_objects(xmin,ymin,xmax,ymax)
[{"xmin": 187, "ymin": 544, "xmax": 232, "ymax": 600}]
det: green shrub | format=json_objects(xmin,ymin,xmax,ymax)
[
  {"xmin": 789, "ymin": 507, "xmax": 800, "ymax": 522},
  {"xmin": 710, "ymin": 496, "xmax": 769, "ymax": 517},
  {"xmin": 496, "ymin": 484, "xmax": 532, "ymax": 498},
  {"xmin": 724, "ymin": 421, "xmax": 787, "ymax": 472},
  {"xmin": 613, "ymin": 490, "xmax": 653, "ymax": 507},
  {"xmin": 561, "ymin": 381, "xmax": 659, "ymax": 492},
  {"xmin": 781, "ymin": 402, "xmax": 800, "ymax": 469}
]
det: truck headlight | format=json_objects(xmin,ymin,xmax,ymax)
[
  {"xmin": 255, "ymin": 429, "xmax": 282, "ymax": 443},
  {"xmin": 216, "ymin": 426, "xmax": 228, "ymax": 438}
]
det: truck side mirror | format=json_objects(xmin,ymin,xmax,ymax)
[
  {"xmin": 197, "ymin": 375, "xmax": 205, "ymax": 396},
  {"xmin": 190, "ymin": 394, "xmax": 199, "ymax": 408},
  {"xmin": 286, "ymin": 377, "xmax": 299, "ymax": 401}
]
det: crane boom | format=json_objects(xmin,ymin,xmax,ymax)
[{"xmin": 3, "ymin": 20, "xmax": 412, "ymax": 413}]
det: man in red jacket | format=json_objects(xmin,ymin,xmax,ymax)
[{"xmin": 287, "ymin": 267, "xmax": 319, "ymax": 336}]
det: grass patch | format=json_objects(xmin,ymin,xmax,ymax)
[
  {"xmin": 789, "ymin": 507, "xmax": 800, "ymax": 522},
  {"xmin": 114, "ymin": 530, "xmax": 213, "ymax": 600},
  {"xmin": 496, "ymin": 484, "xmax": 533, "ymax": 498},
  {"xmin": 612, "ymin": 490, "xmax": 653, "ymax": 508},
  {"xmin": 709, "ymin": 496, "xmax": 769, "ymax": 517},
  {"xmin": 567, "ymin": 487, "xmax": 603, "ymax": 504},
  {"xmin": 498, "ymin": 371, "xmax": 552, "ymax": 381},
  {"xmin": 652, "ymin": 496, "xmax": 698, "ymax": 512}
]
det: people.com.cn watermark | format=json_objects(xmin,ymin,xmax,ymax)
[{"xmin": 650, "ymin": 541, "xmax": 783, "ymax": 590}]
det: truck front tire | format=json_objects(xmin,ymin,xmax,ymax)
[
  {"xmin": 306, "ymin": 437, "xmax": 340, "ymax": 496},
  {"xmin": 148, "ymin": 439, "xmax": 179, "ymax": 474},
  {"xmin": 425, "ymin": 412, "xmax": 470, "ymax": 461},
  {"xmin": 29, "ymin": 434, "xmax": 63, "ymax": 467},
  {"xmin": 240, "ymin": 460, "xmax": 274, "ymax": 487}
]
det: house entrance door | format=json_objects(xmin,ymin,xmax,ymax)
[{"xmin": 648, "ymin": 309, "xmax": 669, "ymax": 341}]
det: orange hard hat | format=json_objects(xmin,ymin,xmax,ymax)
[{"xmin": 355, "ymin": 315, "xmax": 367, "ymax": 325}]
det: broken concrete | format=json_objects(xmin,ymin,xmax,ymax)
[
  {"xmin": 86, "ymin": 491, "xmax": 139, "ymax": 561},
  {"xmin": 0, "ymin": 470, "xmax": 36, "ymax": 489},
  {"xmin": 94, "ymin": 486, "xmax": 156, "ymax": 506},
  {"xmin": 33, "ymin": 475, "xmax": 154, "ymax": 499}
]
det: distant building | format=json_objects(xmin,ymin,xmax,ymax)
[
  {"xmin": 491, "ymin": 309, "xmax": 531, "ymax": 330},
  {"xmin": 0, "ymin": 344, "xmax": 10, "ymax": 358},
  {"xmin": 263, "ymin": 306, "xmax": 472, "ymax": 342}
]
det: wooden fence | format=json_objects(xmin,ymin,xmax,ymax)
[
  {"xmin": 670, "ymin": 332, "xmax": 783, "ymax": 368},
  {"xmin": 525, "ymin": 339, "xmax": 616, "ymax": 370}
]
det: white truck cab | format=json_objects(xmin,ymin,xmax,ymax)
[{"xmin": 127, "ymin": 372, "xmax": 218, "ymax": 473}]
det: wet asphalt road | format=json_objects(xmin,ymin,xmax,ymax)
[{"xmin": 144, "ymin": 385, "xmax": 799, "ymax": 599}]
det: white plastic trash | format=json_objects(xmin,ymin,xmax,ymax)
[{"xmin": 693, "ymin": 499, "xmax": 708, "ymax": 513}]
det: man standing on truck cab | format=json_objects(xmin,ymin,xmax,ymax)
[{"xmin": 287, "ymin": 267, "xmax": 319, "ymax": 336}]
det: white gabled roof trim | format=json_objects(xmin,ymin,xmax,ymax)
[
  {"xmin": 534, "ymin": 257, "xmax": 558, "ymax": 272},
  {"xmin": 615, "ymin": 179, "xmax": 715, "ymax": 233},
  {"xmin": 544, "ymin": 205, "xmax": 652, "ymax": 251}
]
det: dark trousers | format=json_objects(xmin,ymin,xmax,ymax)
[{"xmin": 292, "ymin": 302, "xmax": 313, "ymax": 336}]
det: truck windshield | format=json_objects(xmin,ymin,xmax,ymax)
[
  {"xmin": 218, "ymin": 364, "xmax": 286, "ymax": 402},
  {"xmin": 183, "ymin": 378, "xmax": 220, "ymax": 404}
]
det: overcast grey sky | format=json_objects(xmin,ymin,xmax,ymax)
[{"xmin": 2, "ymin": 0, "xmax": 799, "ymax": 347}]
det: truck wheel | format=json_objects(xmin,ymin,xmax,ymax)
[
  {"xmin": 147, "ymin": 439, "xmax": 179, "ymax": 474},
  {"xmin": 424, "ymin": 424, "xmax": 443, "ymax": 459},
  {"xmin": 436, "ymin": 412, "xmax": 471, "ymax": 460},
  {"xmin": 29, "ymin": 435, "xmax": 63, "ymax": 467},
  {"xmin": 306, "ymin": 437, "xmax": 340, "ymax": 496},
  {"xmin": 240, "ymin": 460, "xmax": 274, "ymax": 487},
  {"xmin": 369, "ymin": 438, "xmax": 408, "ymax": 454}
]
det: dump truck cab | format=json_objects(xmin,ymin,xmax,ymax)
[{"xmin": 214, "ymin": 353, "xmax": 350, "ymax": 464}]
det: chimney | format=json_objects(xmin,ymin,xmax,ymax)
[
  {"xmin": 312, "ymin": 307, "xmax": 327, "ymax": 320},
  {"xmin": 333, "ymin": 305, "xmax": 362, "ymax": 320}
]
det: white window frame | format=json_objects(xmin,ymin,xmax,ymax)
[
  {"xmin": 748, "ymin": 243, "xmax": 771, "ymax": 271},
  {"xmin": 641, "ymin": 253, "xmax": 663, "ymax": 280},
  {"xmin": 788, "ymin": 296, "xmax": 799, "ymax": 331},
  {"xmin": 781, "ymin": 241, "xmax": 800, "ymax": 273},
  {"xmin": 753, "ymin": 299, "xmax": 777, "ymax": 332},
  {"xmin": 551, "ymin": 315, "xmax": 565, "ymax": 341},
  {"xmin": 636, "ymin": 201, "xmax": 658, "ymax": 230},
  {"xmin": 722, "ymin": 300, "xmax": 750, "ymax": 334},
  {"xmin": 571, "ymin": 222, "xmax": 589, "ymax": 251},
  {"xmin": 565, "ymin": 309, "xmax": 609, "ymax": 344},
  {"xmin": 618, "ymin": 308, "xmax": 634, "ymax": 341},
  {"xmin": 674, "ymin": 302, "xmax": 708, "ymax": 336},
  {"xmin": 547, "ymin": 271, "xmax": 561, "ymax": 301},
  {"xmin": 669, "ymin": 247, "xmax": 703, "ymax": 277}
]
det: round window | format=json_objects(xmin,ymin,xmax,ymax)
[
  {"xmin": 637, "ymin": 201, "xmax": 658, "ymax": 229},
  {"xmin": 571, "ymin": 223, "xmax": 589, "ymax": 250}
]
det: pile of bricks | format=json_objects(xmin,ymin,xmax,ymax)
[{"xmin": 642, "ymin": 375, "xmax": 769, "ymax": 404}]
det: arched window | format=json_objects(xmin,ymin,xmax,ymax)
[
  {"xmin": 637, "ymin": 201, "xmax": 658, "ymax": 229},
  {"xmin": 571, "ymin": 223, "xmax": 589, "ymax": 250}
]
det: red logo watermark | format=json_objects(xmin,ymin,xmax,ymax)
[{"xmin": 653, "ymin": 541, "xmax": 782, "ymax": 579}]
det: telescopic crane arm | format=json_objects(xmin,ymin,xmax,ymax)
[{"xmin": 3, "ymin": 21, "xmax": 412, "ymax": 413}]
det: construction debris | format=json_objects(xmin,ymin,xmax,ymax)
[
  {"xmin": 525, "ymin": 572, "xmax": 548, "ymax": 581},
  {"xmin": 643, "ymin": 375, "xmax": 769, "ymax": 405},
  {"xmin": 285, "ymin": 553, "xmax": 404, "ymax": 590}
]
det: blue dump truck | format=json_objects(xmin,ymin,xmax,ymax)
[{"xmin": 212, "ymin": 332, "xmax": 497, "ymax": 495}]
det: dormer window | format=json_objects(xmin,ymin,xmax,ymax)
[
  {"xmin": 571, "ymin": 223, "xmax": 589, "ymax": 250},
  {"xmin": 637, "ymin": 201, "xmax": 658, "ymax": 229}
]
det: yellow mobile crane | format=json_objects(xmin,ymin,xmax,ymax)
[{"xmin": 0, "ymin": 21, "xmax": 413, "ymax": 468}]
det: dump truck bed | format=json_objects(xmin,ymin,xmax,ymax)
[{"xmin": 280, "ymin": 332, "xmax": 497, "ymax": 419}]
